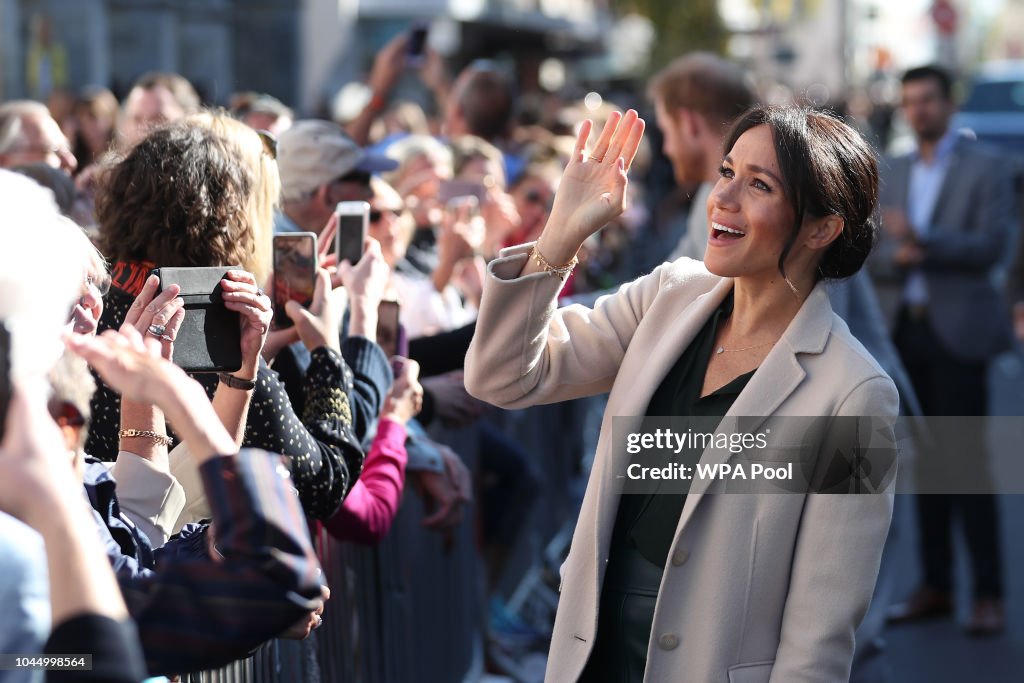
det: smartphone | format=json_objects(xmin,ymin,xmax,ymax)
[
  {"xmin": 0, "ymin": 321, "xmax": 10, "ymax": 444},
  {"xmin": 438, "ymin": 180, "xmax": 486, "ymax": 204},
  {"xmin": 446, "ymin": 195, "xmax": 480, "ymax": 221},
  {"xmin": 376, "ymin": 300, "xmax": 407, "ymax": 359},
  {"xmin": 273, "ymin": 232, "xmax": 318, "ymax": 329},
  {"xmin": 335, "ymin": 201, "xmax": 369, "ymax": 266},
  {"xmin": 152, "ymin": 266, "xmax": 242, "ymax": 373},
  {"xmin": 406, "ymin": 21, "xmax": 429, "ymax": 68}
]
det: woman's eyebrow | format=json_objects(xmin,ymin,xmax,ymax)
[
  {"xmin": 724, "ymin": 155, "xmax": 783, "ymax": 186},
  {"xmin": 747, "ymin": 164, "xmax": 783, "ymax": 186}
]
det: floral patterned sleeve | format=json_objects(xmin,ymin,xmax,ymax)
[{"xmin": 244, "ymin": 348, "xmax": 364, "ymax": 520}]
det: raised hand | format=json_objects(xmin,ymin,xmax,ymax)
[
  {"xmin": 285, "ymin": 269, "xmax": 342, "ymax": 353},
  {"xmin": 317, "ymin": 212, "xmax": 339, "ymax": 263},
  {"xmin": 122, "ymin": 274, "xmax": 185, "ymax": 360},
  {"xmin": 334, "ymin": 237, "xmax": 390, "ymax": 302},
  {"xmin": 415, "ymin": 444, "xmax": 472, "ymax": 532},
  {"xmin": 67, "ymin": 326, "xmax": 191, "ymax": 409},
  {"xmin": 538, "ymin": 109, "xmax": 645, "ymax": 264},
  {"xmin": 382, "ymin": 357, "xmax": 423, "ymax": 424},
  {"xmin": 220, "ymin": 270, "xmax": 273, "ymax": 376},
  {"xmin": 68, "ymin": 327, "xmax": 236, "ymax": 461},
  {"xmin": 330, "ymin": 237, "xmax": 390, "ymax": 342}
]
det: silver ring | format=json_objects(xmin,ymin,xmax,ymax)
[
  {"xmin": 314, "ymin": 614, "xmax": 323, "ymax": 629},
  {"xmin": 147, "ymin": 324, "xmax": 166, "ymax": 337},
  {"xmin": 257, "ymin": 288, "xmax": 265, "ymax": 298}
]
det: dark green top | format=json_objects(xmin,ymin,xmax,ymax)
[
  {"xmin": 611, "ymin": 291, "xmax": 754, "ymax": 570},
  {"xmin": 580, "ymin": 291, "xmax": 756, "ymax": 682}
]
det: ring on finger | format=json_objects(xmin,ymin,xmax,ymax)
[
  {"xmin": 257, "ymin": 288, "xmax": 265, "ymax": 298},
  {"xmin": 147, "ymin": 324, "xmax": 166, "ymax": 337},
  {"xmin": 589, "ymin": 154, "xmax": 603, "ymax": 162}
]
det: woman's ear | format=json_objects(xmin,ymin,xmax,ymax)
[{"xmin": 804, "ymin": 215, "xmax": 845, "ymax": 251}]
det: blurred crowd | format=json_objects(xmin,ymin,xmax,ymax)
[{"xmin": 0, "ymin": 22, "xmax": 1021, "ymax": 683}]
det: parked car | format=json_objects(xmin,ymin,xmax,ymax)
[{"xmin": 954, "ymin": 60, "xmax": 1024, "ymax": 158}]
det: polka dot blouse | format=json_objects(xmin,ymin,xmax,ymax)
[{"xmin": 86, "ymin": 284, "xmax": 365, "ymax": 521}]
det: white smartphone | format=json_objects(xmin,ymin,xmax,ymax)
[{"xmin": 335, "ymin": 201, "xmax": 370, "ymax": 266}]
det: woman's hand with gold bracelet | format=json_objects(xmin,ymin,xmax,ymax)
[{"xmin": 529, "ymin": 109, "xmax": 646, "ymax": 272}]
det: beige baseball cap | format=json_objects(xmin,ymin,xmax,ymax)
[{"xmin": 277, "ymin": 120, "xmax": 397, "ymax": 201}]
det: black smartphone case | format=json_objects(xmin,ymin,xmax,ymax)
[{"xmin": 152, "ymin": 266, "xmax": 242, "ymax": 373}]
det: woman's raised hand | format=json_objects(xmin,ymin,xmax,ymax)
[
  {"xmin": 540, "ymin": 110, "xmax": 645, "ymax": 260},
  {"xmin": 220, "ymin": 270, "xmax": 273, "ymax": 376},
  {"xmin": 68, "ymin": 326, "xmax": 189, "ymax": 409},
  {"xmin": 122, "ymin": 274, "xmax": 185, "ymax": 361},
  {"xmin": 285, "ymin": 268, "xmax": 342, "ymax": 354}
]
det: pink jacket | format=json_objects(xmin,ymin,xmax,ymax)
[{"xmin": 324, "ymin": 418, "xmax": 407, "ymax": 545}]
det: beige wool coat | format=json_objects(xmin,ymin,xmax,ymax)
[{"xmin": 464, "ymin": 244, "xmax": 899, "ymax": 683}]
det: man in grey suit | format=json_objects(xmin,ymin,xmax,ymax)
[{"xmin": 873, "ymin": 64, "xmax": 1015, "ymax": 636}]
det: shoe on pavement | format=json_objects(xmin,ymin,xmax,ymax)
[
  {"xmin": 965, "ymin": 598, "xmax": 1006, "ymax": 637},
  {"xmin": 886, "ymin": 587, "xmax": 953, "ymax": 624}
]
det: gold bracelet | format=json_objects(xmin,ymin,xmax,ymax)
[
  {"xmin": 529, "ymin": 245, "xmax": 578, "ymax": 281},
  {"xmin": 119, "ymin": 429, "xmax": 173, "ymax": 447}
]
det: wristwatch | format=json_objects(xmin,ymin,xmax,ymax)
[{"xmin": 218, "ymin": 372, "xmax": 256, "ymax": 391}]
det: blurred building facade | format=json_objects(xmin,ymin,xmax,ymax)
[
  {"xmin": 0, "ymin": 0, "xmax": 611, "ymax": 111},
  {"xmin": 715, "ymin": 0, "xmax": 1014, "ymax": 104}
]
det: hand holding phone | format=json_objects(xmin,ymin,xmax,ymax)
[
  {"xmin": 152, "ymin": 267, "xmax": 242, "ymax": 373},
  {"xmin": 438, "ymin": 180, "xmax": 486, "ymax": 205},
  {"xmin": 376, "ymin": 300, "xmax": 406, "ymax": 358},
  {"xmin": 219, "ymin": 270, "xmax": 274, "ymax": 374},
  {"xmin": 283, "ymin": 269, "xmax": 342, "ymax": 355},
  {"xmin": 406, "ymin": 21, "xmax": 429, "ymax": 69},
  {"xmin": 443, "ymin": 195, "xmax": 485, "ymax": 259},
  {"xmin": 273, "ymin": 233, "xmax": 318, "ymax": 330},
  {"xmin": 384, "ymin": 356, "xmax": 423, "ymax": 423}
]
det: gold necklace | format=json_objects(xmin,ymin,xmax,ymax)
[{"xmin": 715, "ymin": 338, "xmax": 779, "ymax": 354}]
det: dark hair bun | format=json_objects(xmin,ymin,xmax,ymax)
[{"xmin": 723, "ymin": 106, "xmax": 880, "ymax": 282}]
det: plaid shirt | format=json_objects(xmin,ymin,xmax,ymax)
[{"xmin": 91, "ymin": 449, "xmax": 323, "ymax": 676}]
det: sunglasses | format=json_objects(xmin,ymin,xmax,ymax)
[
  {"xmin": 524, "ymin": 189, "xmax": 552, "ymax": 209},
  {"xmin": 85, "ymin": 272, "xmax": 111, "ymax": 297},
  {"xmin": 369, "ymin": 208, "xmax": 402, "ymax": 223},
  {"xmin": 256, "ymin": 129, "xmax": 278, "ymax": 159}
]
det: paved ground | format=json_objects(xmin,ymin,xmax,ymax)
[{"xmin": 882, "ymin": 352, "xmax": 1024, "ymax": 682}]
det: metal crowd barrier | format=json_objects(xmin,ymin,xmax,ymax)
[{"xmin": 182, "ymin": 398, "xmax": 598, "ymax": 683}]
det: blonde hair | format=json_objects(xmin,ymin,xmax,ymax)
[
  {"xmin": 450, "ymin": 135, "xmax": 506, "ymax": 188},
  {"xmin": 386, "ymin": 134, "xmax": 454, "ymax": 180}
]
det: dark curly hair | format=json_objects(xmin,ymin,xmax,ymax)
[
  {"xmin": 95, "ymin": 121, "xmax": 256, "ymax": 271},
  {"xmin": 723, "ymin": 106, "xmax": 879, "ymax": 283}
]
